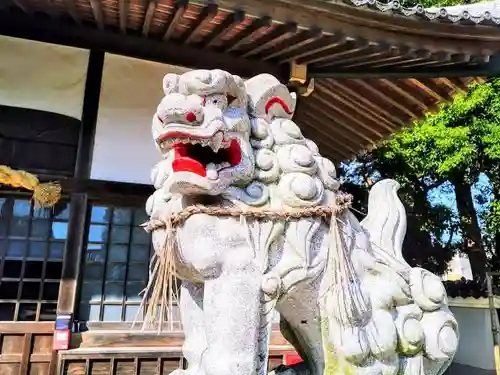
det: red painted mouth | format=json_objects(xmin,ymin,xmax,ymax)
[{"xmin": 160, "ymin": 133, "xmax": 242, "ymax": 177}]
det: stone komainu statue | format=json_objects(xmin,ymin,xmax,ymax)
[{"xmin": 142, "ymin": 70, "xmax": 459, "ymax": 375}]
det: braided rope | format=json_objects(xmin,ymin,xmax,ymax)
[
  {"xmin": 142, "ymin": 194, "xmax": 353, "ymax": 231},
  {"xmin": 0, "ymin": 165, "xmax": 61, "ymax": 208}
]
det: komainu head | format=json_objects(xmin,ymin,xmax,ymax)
[
  {"xmin": 151, "ymin": 69, "xmax": 254, "ymax": 196},
  {"xmin": 149, "ymin": 69, "xmax": 340, "ymax": 211}
]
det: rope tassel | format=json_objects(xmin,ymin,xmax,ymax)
[{"xmin": 0, "ymin": 166, "xmax": 61, "ymax": 208}]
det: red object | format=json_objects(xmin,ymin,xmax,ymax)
[
  {"xmin": 53, "ymin": 329, "xmax": 71, "ymax": 351},
  {"xmin": 265, "ymin": 96, "xmax": 293, "ymax": 116},
  {"xmin": 185, "ymin": 112, "xmax": 197, "ymax": 123},
  {"xmin": 284, "ymin": 352, "xmax": 303, "ymax": 366},
  {"xmin": 170, "ymin": 138, "xmax": 242, "ymax": 177}
]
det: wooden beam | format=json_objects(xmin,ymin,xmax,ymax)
[
  {"xmin": 142, "ymin": 0, "xmax": 159, "ymax": 37},
  {"xmin": 163, "ymin": 0, "xmax": 189, "ymax": 41},
  {"xmin": 119, "ymin": 0, "xmax": 128, "ymax": 33},
  {"xmin": 0, "ymin": 13, "xmax": 287, "ymax": 80},
  {"xmin": 180, "ymin": 3, "xmax": 218, "ymax": 44},
  {"xmin": 308, "ymin": 54, "xmax": 500, "ymax": 79},
  {"xmin": 201, "ymin": 9, "xmax": 246, "ymax": 48},
  {"xmin": 89, "ymin": 0, "xmax": 104, "ymax": 30},
  {"xmin": 58, "ymin": 178, "xmax": 154, "ymax": 201}
]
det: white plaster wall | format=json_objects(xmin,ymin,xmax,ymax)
[
  {"xmin": 451, "ymin": 306, "xmax": 495, "ymax": 370},
  {"xmin": 90, "ymin": 54, "xmax": 189, "ymax": 184},
  {"xmin": 0, "ymin": 35, "xmax": 88, "ymax": 119}
]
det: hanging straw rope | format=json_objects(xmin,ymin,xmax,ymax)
[
  {"xmin": 0, "ymin": 166, "xmax": 62, "ymax": 208},
  {"xmin": 137, "ymin": 194, "xmax": 353, "ymax": 332}
]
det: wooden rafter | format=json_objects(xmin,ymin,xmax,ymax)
[
  {"xmin": 12, "ymin": 0, "xmax": 29, "ymax": 14},
  {"xmin": 163, "ymin": 0, "xmax": 188, "ymax": 41},
  {"xmin": 201, "ymin": 9, "xmax": 245, "ymax": 48},
  {"xmin": 408, "ymin": 79, "xmax": 449, "ymax": 103},
  {"xmin": 352, "ymin": 79, "xmax": 418, "ymax": 119},
  {"xmin": 63, "ymin": 0, "xmax": 81, "ymax": 25},
  {"xmin": 0, "ymin": 0, "xmax": 496, "ymax": 161},
  {"xmin": 304, "ymin": 39, "xmax": 370, "ymax": 66},
  {"xmin": 378, "ymin": 79, "xmax": 428, "ymax": 112},
  {"xmin": 298, "ymin": 106, "xmax": 360, "ymax": 155},
  {"xmin": 89, "ymin": 0, "xmax": 104, "ymax": 30},
  {"xmin": 324, "ymin": 79, "xmax": 401, "ymax": 130},
  {"xmin": 279, "ymin": 34, "xmax": 346, "ymax": 64},
  {"xmin": 263, "ymin": 28, "xmax": 323, "ymax": 61},
  {"xmin": 179, "ymin": 3, "xmax": 218, "ymax": 45},
  {"xmin": 341, "ymin": 46, "xmax": 411, "ymax": 69},
  {"xmin": 223, "ymin": 16, "xmax": 272, "ymax": 53},
  {"xmin": 241, "ymin": 22, "xmax": 298, "ymax": 58},
  {"xmin": 119, "ymin": 0, "xmax": 128, "ymax": 34},
  {"xmin": 314, "ymin": 85, "xmax": 382, "ymax": 142},
  {"xmin": 142, "ymin": 0, "xmax": 158, "ymax": 37},
  {"xmin": 320, "ymin": 43, "xmax": 391, "ymax": 68}
]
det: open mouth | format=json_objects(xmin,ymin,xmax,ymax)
[{"xmin": 159, "ymin": 131, "xmax": 242, "ymax": 178}]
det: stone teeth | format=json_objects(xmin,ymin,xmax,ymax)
[
  {"xmin": 210, "ymin": 132, "xmax": 223, "ymax": 153},
  {"xmin": 206, "ymin": 163, "xmax": 218, "ymax": 180}
]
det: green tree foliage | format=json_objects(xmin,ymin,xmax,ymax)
[{"xmin": 341, "ymin": 78, "xmax": 500, "ymax": 278}]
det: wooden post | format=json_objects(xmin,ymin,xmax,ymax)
[{"xmin": 57, "ymin": 50, "xmax": 104, "ymax": 319}]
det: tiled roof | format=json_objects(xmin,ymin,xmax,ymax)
[{"xmin": 346, "ymin": 0, "xmax": 500, "ymax": 26}]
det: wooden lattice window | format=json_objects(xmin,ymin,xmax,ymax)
[
  {"xmin": 0, "ymin": 196, "xmax": 70, "ymax": 321},
  {"xmin": 78, "ymin": 204, "xmax": 155, "ymax": 323}
]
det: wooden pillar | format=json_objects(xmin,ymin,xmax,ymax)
[{"xmin": 57, "ymin": 50, "xmax": 104, "ymax": 317}]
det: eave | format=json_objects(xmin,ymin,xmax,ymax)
[{"xmin": 1, "ymin": 0, "xmax": 499, "ymax": 161}]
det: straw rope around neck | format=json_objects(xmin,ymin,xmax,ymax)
[
  {"xmin": 135, "ymin": 194, "xmax": 353, "ymax": 332},
  {"xmin": 142, "ymin": 193, "xmax": 354, "ymax": 232}
]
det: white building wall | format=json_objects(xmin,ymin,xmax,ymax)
[
  {"xmin": 450, "ymin": 305, "xmax": 496, "ymax": 370},
  {"xmin": 0, "ymin": 35, "xmax": 88, "ymax": 120},
  {"xmin": 90, "ymin": 54, "xmax": 188, "ymax": 184}
]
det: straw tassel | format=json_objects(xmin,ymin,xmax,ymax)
[
  {"xmin": 0, "ymin": 165, "xmax": 61, "ymax": 208},
  {"xmin": 325, "ymin": 213, "xmax": 369, "ymax": 328}
]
